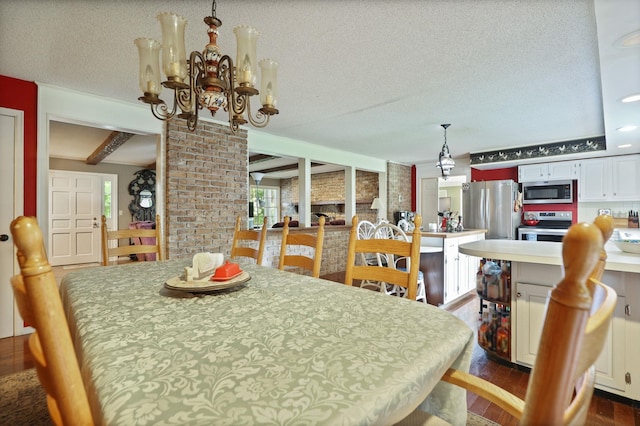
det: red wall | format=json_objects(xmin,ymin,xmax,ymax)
[
  {"xmin": 0, "ymin": 75, "xmax": 37, "ymax": 216},
  {"xmin": 471, "ymin": 167, "xmax": 518, "ymax": 182},
  {"xmin": 471, "ymin": 166, "xmax": 578, "ymax": 223}
]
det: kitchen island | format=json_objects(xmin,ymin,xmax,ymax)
[
  {"xmin": 417, "ymin": 229, "xmax": 487, "ymax": 306},
  {"xmin": 458, "ymin": 239, "xmax": 640, "ymax": 402}
]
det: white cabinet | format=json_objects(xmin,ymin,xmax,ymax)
[
  {"xmin": 518, "ymin": 164, "xmax": 548, "ymax": 182},
  {"xmin": 548, "ymin": 161, "xmax": 578, "ymax": 180},
  {"xmin": 515, "ymin": 281, "xmax": 627, "ymax": 392},
  {"xmin": 518, "ymin": 161, "xmax": 577, "ymax": 182},
  {"xmin": 515, "ymin": 282, "xmax": 549, "ymax": 365},
  {"xmin": 578, "ymin": 155, "xmax": 640, "ymax": 201},
  {"xmin": 443, "ymin": 234, "xmax": 482, "ymax": 304},
  {"xmin": 443, "ymin": 239, "xmax": 459, "ymax": 304},
  {"xmin": 611, "ymin": 155, "xmax": 640, "ymax": 200},
  {"xmin": 578, "ymin": 158, "xmax": 608, "ymax": 201}
]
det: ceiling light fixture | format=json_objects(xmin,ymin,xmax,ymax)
[
  {"xmin": 436, "ymin": 123, "xmax": 455, "ymax": 179},
  {"xmin": 134, "ymin": 0, "xmax": 279, "ymax": 133},
  {"xmin": 621, "ymin": 94, "xmax": 640, "ymax": 103},
  {"xmin": 617, "ymin": 126, "xmax": 638, "ymax": 132},
  {"xmin": 615, "ymin": 30, "xmax": 640, "ymax": 48}
]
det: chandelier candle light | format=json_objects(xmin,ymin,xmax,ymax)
[
  {"xmin": 134, "ymin": 0, "xmax": 279, "ymax": 132},
  {"xmin": 436, "ymin": 123, "xmax": 455, "ymax": 179}
]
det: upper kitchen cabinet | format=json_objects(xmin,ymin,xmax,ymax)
[
  {"xmin": 518, "ymin": 161, "xmax": 577, "ymax": 183},
  {"xmin": 578, "ymin": 155, "xmax": 640, "ymax": 202}
]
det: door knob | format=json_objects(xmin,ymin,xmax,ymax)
[{"xmin": 0, "ymin": 234, "xmax": 9, "ymax": 242}]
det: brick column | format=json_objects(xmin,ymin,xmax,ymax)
[{"xmin": 165, "ymin": 118, "xmax": 248, "ymax": 259}]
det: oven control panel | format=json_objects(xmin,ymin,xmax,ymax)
[{"xmin": 527, "ymin": 211, "xmax": 572, "ymax": 221}]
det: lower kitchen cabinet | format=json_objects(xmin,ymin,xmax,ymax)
[
  {"xmin": 457, "ymin": 240, "xmax": 640, "ymax": 401},
  {"xmin": 443, "ymin": 234, "xmax": 483, "ymax": 305},
  {"xmin": 516, "ymin": 279, "xmax": 628, "ymax": 394},
  {"xmin": 420, "ymin": 231, "xmax": 485, "ymax": 306}
]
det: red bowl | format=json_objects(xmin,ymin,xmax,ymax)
[{"xmin": 523, "ymin": 219, "xmax": 540, "ymax": 226}]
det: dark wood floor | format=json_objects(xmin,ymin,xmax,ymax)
[{"xmin": 1, "ymin": 290, "xmax": 639, "ymax": 424}]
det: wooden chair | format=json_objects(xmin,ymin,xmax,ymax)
[
  {"xmin": 230, "ymin": 216, "xmax": 268, "ymax": 264},
  {"xmin": 399, "ymin": 214, "xmax": 617, "ymax": 425},
  {"xmin": 101, "ymin": 214, "xmax": 162, "ymax": 266},
  {"xmin": 10, "ymin": 216, "xmax": 94, "ymax": 426},
  {"xmin": 345, "ymin": 214, "xmax": 423, "ymax": 301},
  {"xmin": 278, "ymin": 216, "xmax": 325, "ymax": 278}
]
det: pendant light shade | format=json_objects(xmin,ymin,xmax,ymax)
[{"xmin": 250, "ymin": 172, "xmax": 266, "ymax": 186}]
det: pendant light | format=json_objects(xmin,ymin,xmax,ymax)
[{"xmin": 436, "ymin": 123, "xmax": 455, "ymax": 179}]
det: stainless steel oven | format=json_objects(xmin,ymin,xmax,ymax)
[
  {"xmin": 518, "ymin": 227, "xmax": 568, "ymax": 242},
  {"xmin": 518, "ymin": 211, "xmax": 572, "ymax": 242},
  {"xmin": 522, "ymin": 180, "xmax": 573, "ymax": 204}
]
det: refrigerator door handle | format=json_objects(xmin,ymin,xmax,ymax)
[
  {"xmin": 480, "ymin": 188, "xmax": 485, "ymax": 227},
  {"xmin": 485, "ymin": 187, "xmax": 490, "ymax": 230}
]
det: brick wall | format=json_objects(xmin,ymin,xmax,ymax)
[
  {"xmin": 387, "ymin": 162, "xmax": 413, "ymax": 219},
  {"xmin": 280, "ymin": 170, "xmax": 379, "ymax": 222},
  {"xmin": 260, "ymin": 227, "xmax": 351, "ymax": 276},
  {"xmin": 163, "ymin": 120, "xmax": 411, "ymax": 274},
  {"xmin": 165, "ymin": 118, "xmax": 248, "ymax": 259},
  {"xmin": 163, "ymin": 119, "xmax": 350, "ymax": 276}
]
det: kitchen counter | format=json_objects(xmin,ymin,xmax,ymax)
[
  {"xmin": 420, "ymin": 229, "xmax": 487, "ymax": 238},
  {"xmin": 459, "ymin": 238, "xmax": 640, "ymax": 402},
  {"xmin": 458, "ymin": 240, "xmax": 640, "ymax": 274}
]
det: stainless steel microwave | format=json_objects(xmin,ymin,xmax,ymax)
[{"xmin": 522, "ymin": 180, "xmax": 573, "ymax": 204}]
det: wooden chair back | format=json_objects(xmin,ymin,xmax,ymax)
[
  {"xmin": 230, "ymin": 216, "xmax": 268, "ymax": 264},
  {"xmin": 345, "ymin": 214, "xmax": 423, "ymax": 300},
  {"xmin": 427, "ymin": 214, "xmax": 617, "ymax": 425},
  {"xmin": 278, "ymin": 216, "xmax": 325, "ymax": 278},
  {"xmin": 101, "ymin": 214, "xmax": 162, "ymax": 266},
  {"xmin": 10, "ymin": 216, "xmax": 94, "ymax": 426},
  {"xmin": 521, "ymin": 214, "xmax": 617, "ymax": 425}
]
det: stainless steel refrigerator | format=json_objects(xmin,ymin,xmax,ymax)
[{"xmin": 462, "ymin": 180, "xmax": 520, "ymax": 240}]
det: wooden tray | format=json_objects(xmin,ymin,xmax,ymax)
[{"xmin": 165, "ymin": 271, "xmax": 251, "ymax": 293}]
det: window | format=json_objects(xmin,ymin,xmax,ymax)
[
  {"xmin": 250, "ymin": 185, "xmax": 279, "ymax": 227},
  {"xmin": 103, "ymin": 180, "xmax": 112, "ymax": 219}
]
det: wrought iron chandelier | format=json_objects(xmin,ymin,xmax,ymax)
[
  {"xmin": 436, "ymin": 123, "xmax": 455, "ymax": 179},
  {"xmin": 134, "ymin": 0, "xmax": 279, "ymax": 133}
]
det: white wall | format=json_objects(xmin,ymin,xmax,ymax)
[
  {"xmin": 414, "ymin": 157, "xmax": 472, "ymax": 222},
  {"xmin": 37, "ymin": 84, "xmax": 164, "ymax": 243}
]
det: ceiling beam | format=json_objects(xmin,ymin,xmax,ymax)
[
  {"xmin": 249, "ymin": 154, "xmax": 277, "ymax": 164},
  {"xmin": 86, "ymin": 131, "xmax": 134, "ymax": 165},
  {"xmin": 254, "ymin": 162, "xmax": 325, "ymax": 174}
]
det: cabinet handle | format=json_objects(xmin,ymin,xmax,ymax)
[
  {"xmin": 516, "ymin": 292, "xmax": 521, "ymax": 298},
  {"xmin": 625, "ymin": 304, "xmax": 631, "ymax": 317}
]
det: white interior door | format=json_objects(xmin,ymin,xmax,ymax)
[
  {"xmin": 420, "ymin": 178, "xmax": 439, "ymax": 226},
  {"xmin": 49, "ymin": 170, "xmax": 102, "ymax": 266},
  {"xmin": 0, "ymin": 107, "xmax": 24, "ymax": 338}
]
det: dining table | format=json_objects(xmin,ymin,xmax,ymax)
[{"xmin": 60, "ymin": 258, "xmax": 474, "ymax": 425}]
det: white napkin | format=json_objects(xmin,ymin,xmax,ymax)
[{"xmin": 184, "ymin": 252, "xmax": 224, "ymax": 281}]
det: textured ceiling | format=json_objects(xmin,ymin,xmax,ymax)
[{"xmin": 0, "ymin": 0, "xmax": 638, "ymax": 169}]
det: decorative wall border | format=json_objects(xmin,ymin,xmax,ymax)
[{"xmin": 469, "ymin": 136, "xmax": 606, "ymax": 165}]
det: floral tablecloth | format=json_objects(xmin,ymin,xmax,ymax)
[{"xmin": 60, "ymin": 260, "xmax": 473, "ymax": 425}]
